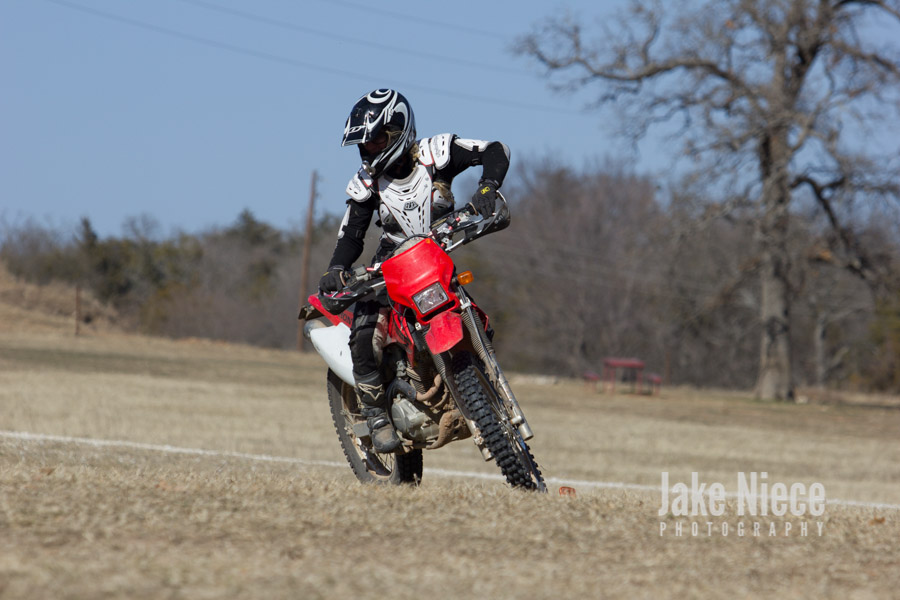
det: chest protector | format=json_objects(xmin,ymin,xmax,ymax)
[
  {"xmin": 377, "ymin": 163, "xmax": 454, "ymax": 243},
  {"xmin": 345, "ymin": 135, "xmax": 455, "ymax": 245}
]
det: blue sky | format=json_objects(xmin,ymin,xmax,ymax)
[{"xmin": 1, "ymin": 0, "xmax": 656, "ymax": 238}]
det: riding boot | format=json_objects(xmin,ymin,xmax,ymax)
[{"xmin": 356, "ymin": 371, "xmax": 401, "ymax": 453}]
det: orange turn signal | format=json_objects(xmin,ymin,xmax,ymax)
[{"xmin": 457, "ymin": 271, "xmax": 474, "ymax": 285}]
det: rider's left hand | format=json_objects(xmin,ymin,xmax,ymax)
[{"xmin": 468, "ymin": 179, "xmax": 499, "ymax": 218}]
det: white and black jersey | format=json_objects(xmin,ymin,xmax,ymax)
[{"xmin": 328, "ymin": 134, "xmax": 510, "ymax": 270}]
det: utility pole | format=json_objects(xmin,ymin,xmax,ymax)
[
  {"xmin": 297, "ymin": 170, "xmax": 317, "ymax": 351},
  {"xmin": 75, "ymin": 284, "xmax": 82, "ymax": 336}
]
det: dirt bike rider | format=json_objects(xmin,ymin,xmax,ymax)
[{"xmin": 318, "ymin": 89, "xmax": 510, "ymax": 454}]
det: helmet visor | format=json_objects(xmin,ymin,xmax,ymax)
[{"xmin": 342, "ymin": 106, "xmax": 384, "ymax": 147}]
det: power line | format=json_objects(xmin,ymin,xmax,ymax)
[
  {"xmin": 41, "ymin": 0, "xmax": 580, "ymax": 115},
  {"xmin": 174, "ymin": 0, "xmax": 530, "ymax": 77},
  {"xmin": 313, "ymin": 0, "xmax": 498, "ymax": 38},
  {"xmin": 39, "ymin": 1, "xmax": 378, "ymax": 79}
]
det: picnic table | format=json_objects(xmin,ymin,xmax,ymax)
[{"xmin": 602, "ymin": 357, "xmax": 661, "ymax": 394}]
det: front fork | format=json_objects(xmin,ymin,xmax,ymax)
[
  {"xmin": 455, "ymin": 288, "xmax": 534, "ymax": 441},
  {"xmin": 411, "ymin": 288, "xmax": 534, "ymax": 461}
]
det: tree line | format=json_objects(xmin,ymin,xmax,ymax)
[
  {"xmin": 2, "ymin": 158, "xmax": 898, "ymax": 393},
  {"xmin": 0, "ymin": 209, "xmax": 337, "ymax": 348}
]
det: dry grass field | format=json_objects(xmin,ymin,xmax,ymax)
[{"xmin": 2, "ymin": 277, "xmax": 899, "ymax": 599}]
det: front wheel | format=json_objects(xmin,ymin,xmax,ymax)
[
  {"xmin": 452, "ymin": 352, "xmax": 546, "ymax": 492},
  {"xmin": 327, "ymin": 369, "xmax": 423, "ymax": 485}
]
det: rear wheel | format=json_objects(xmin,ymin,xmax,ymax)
[
  {"xmin": 327, "ymin": 369, "xmax": 423, "ymax": 485},
  {"xmin": 452, "ymin": 352, "xmax": 545, "ymax": 491}
]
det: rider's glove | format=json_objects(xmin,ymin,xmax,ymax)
[
  {"xmin": 468, "ymin": 179, "xmax": 499, "ymax": 218},
  {"xmin": 318, "ymin": 266, "xmax": 346, "ymax": 294}
]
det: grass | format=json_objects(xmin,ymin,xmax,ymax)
[{"xmin": 2, "ymin": 317, "xmax": 900, "ymax": 598}]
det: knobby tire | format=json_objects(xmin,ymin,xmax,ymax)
[{"xmin": 452, "ymin": 352, "xmax": 545, "ymax": 491}]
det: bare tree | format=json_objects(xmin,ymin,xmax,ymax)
[{"xmin": 517, "ymin": 0, "xmax": 900, "ymax": 399}]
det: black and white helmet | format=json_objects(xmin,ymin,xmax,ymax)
[{"xmin": 342, "ymin": 89, "xmax": 416, "ymax": 178}]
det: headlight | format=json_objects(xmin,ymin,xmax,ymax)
[{"xmin": 412, "ymin": 283, "xmax": 449, "ymax": 314}]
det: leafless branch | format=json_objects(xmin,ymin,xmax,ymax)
[{"xmin": 791, "ymin": 174, "xmax": 888, "ymax": 284}]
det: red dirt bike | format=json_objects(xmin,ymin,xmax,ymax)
[{"xmin": 300, "ymin": 196, "xmax": 545, "ymax": 491}]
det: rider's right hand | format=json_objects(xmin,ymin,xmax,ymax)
[{"xmin": 318, "ymin": 266, "xmax": 346, "ymax": 294}]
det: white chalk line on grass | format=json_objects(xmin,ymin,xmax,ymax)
[{"xmin": 2, "ymin": 429, "xmax": 899, "ymax": 511}]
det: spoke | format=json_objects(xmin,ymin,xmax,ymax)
[{"xmin": 341, "ymin": 384, "xmax": 395, "ymax": 479}]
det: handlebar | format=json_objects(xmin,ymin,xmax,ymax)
[
  {"xmin": 317, "ymin": 265, "xmax": 384, "ymax": 315},
  {"xmin": 432, "ymin": 191, "xmax": 511, "ymax": 248},
  {"xmin": 317, "ymin": 193, "xmax": 510, "ymax": 315}
]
